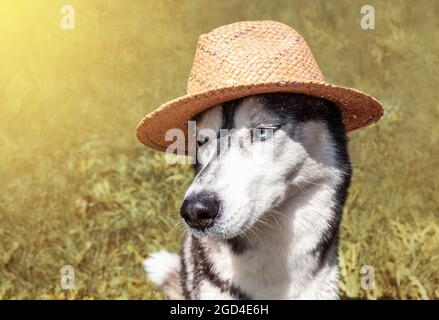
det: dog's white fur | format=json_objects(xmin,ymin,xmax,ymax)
[{"xmin": 144, "ymin": 94, "xmax": 349, "ymax": 299}]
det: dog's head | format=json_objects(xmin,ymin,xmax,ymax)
[{"xmin": 180, "ymin": 93, "xmax": 350, "ymax": 239}]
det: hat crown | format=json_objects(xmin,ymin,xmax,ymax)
[{"xmin": 187, "ymin": 21, "xmax": 324, "ymax": 95}]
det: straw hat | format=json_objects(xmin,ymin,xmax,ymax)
[{"xmin": 136, "ymin": 20, "xmax": 383, "ymax": 153}]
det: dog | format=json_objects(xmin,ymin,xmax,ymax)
[{"xmin": 144, "ymin": 92, "xmax": 352, "ymax": 299}]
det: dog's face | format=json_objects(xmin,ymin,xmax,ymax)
[{"xmin": 181, "ymin": 93, "xmax": 348, "ymax": 239}]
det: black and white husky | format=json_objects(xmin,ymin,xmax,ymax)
[{"xmin": 144, "ymin": 93, "xmax": 351, "ymax": 300}]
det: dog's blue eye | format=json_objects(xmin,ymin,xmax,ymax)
[
  {"xmin": 257, "ymin": 128, "xmax": 271, "ymax": 138},
  {"xmin": 254, "ymin": 127, "xmax": 278, "ymax": 140}
]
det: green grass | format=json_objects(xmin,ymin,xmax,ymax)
[{"xmin": 0, "ymin": 0, "xmax": 438, "ymax": 299}]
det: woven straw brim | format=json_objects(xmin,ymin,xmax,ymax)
[{"xmin": 136, "ymin": 80, "xmax": 383, "ymax": 154}]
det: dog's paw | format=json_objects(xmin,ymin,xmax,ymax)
[{"xmin": 143, "ymin": 250, "xmax": 180, "ymax": 287}]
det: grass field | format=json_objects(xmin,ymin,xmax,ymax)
[{"xmin": 0, "ymin": 0, "xmax": 438, "ymax": 299}]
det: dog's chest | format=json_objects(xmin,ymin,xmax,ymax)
[
  {"xmin": 188, "ymin": 236, "xmax": 317, "ymax": 300},
  {"xmin": 213, "ymin": 246, "xmax": 293, "ymax": 299}
]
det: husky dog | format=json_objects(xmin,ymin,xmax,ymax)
[{"xmin": 144, "ymin": 93, "xmax": 351, "ymax": 300}]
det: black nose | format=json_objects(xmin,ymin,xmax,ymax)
[{"xmin": 180, "ymin": 193, "xmax": 220, "ymax": 230}]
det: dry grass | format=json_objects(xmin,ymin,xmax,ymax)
[{"xmin": 0, "ymin": 0, "xmax": 437, "ymax": 299}]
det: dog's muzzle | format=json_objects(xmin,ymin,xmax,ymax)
[{"xmin": 180, "ymin": 192, "xmax": 220, "ymax": 230}]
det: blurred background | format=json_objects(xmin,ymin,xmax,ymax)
[{"xmin": 0, "ymin": 0, "xmax": 437, "ymax": 299}]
